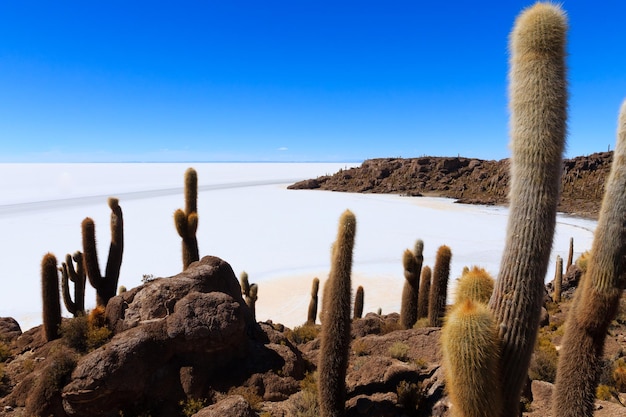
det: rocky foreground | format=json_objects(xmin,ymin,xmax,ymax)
[
  {"xmin": 1, "ymin": 256, "xmax": 625, "ymax": 417},
  {"xmin": 289, "ymin": 152, "xmax": 613, "ymax": 219}
]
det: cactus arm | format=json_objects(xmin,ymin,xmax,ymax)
[
  {"xmin": 104, "ymin": 197, "xmax": 123, "ymax": 296},
  {"xmin": 174, "ymin": 168, "xmax": 200, "ymax": 270},
  {"xmin": 486, "ymin": 4, "xmax": 567, "ymax": 414},
  {"xmin": 429, "ymin": 245, "xmax": 451, "ymax": 327},
  {"xmin": 60, "ymin": 260, "xmax": 76, "ymax": 316},
  {"xmin": 417, "ymin": 265, "xmax": 431, "ymax": 320},
  {"xmin": 553, "ymin": 100, "xmax": 626, "ymax": 417}
]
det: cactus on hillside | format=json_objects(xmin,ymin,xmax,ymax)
[
  {"xmin": 240, "ymin": 271, "xmax": 250, "ymax": 297},
  {"xmin": 174, "ymin": 167, "xmax": 200, "ymax": 270},
  {"xmin": 60, "ymin": 251, "xmax": 86, "ymax": 317},
  {"xmin": 82, "ymin": 197, "xmax": 124, "ymax": 307},
  {"xmin": 353, "ymin": 285, "xmax": 364, "ymax": 319},
  {"xmin": 487, "ymin": 4, "xmax": 567, "ymax": 414},
  {"xmin": 307, "ymin": 277, "xmax": 320, "ymax": 325},
  {"xmin": 441, "ymin": 299, "xmax": 502, "ymax": 417},
  {"xmin": 41, "ymin": 253, "xmax": 61, "ymax": 342},
  {"xmin": 553, "ymin": 100, "xmax": 626, "ymax": 417},
  {"xmin": 246, "ymin": 283, "xmax": 258, "ymax": 321},
  {"xmin": 553, "ymin": 255, "xmax": 563, "ymax": 303},
  {"xmin": 318, "ymin": 210, "xmax": 356, "ymax": 417},
  {"xmin": 428, "ymin": 245, "xmax": 451, "ymax": 327},
  {"xmin": 417, "ymin": 265, "xmax": 431, "ymax": 320},
  {"xmin": 454, "ymin": 266, "xmax": 494, "ymax": 305}
]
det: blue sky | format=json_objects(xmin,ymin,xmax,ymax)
[{"xmin": 1, "ymin": 1, "xmax": 625, "ymax": 162}]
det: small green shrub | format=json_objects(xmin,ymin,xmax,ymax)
[
  {"xmin": 596, "ymin": 384, "xmax": 613, "ymax": 401},
  {"xmin": 87, "ymin": 326, "xmax": 112, "ymax": 351},
  {"xmin": 61, "ymin": 315, "xmax": 89, "ymax": 352},
  {"xmin": 289, "ymin": 372, "xmax": 319, "ymax": 417},
  {"xmin": 613, "ymin": 359, "xmax": 626, "ymax": 392},
  {"xmin": 179, "ymin": 397, "xmax": 206, "ymax": 417},
  {"xmin": 286, "ymin": 324, "xmax": 320, "ymax": 344},
  {"xmin": 0, "ymin": 341, "xmax": 11, "ymax": 362},
  {"xmin": 388, "ymin": 342, "xmax": 410, "ymax": 362},
  {"xmin": 351, "ymin": 339, "xmax": 368, "ymax": 356},
  {"xmin": 227, "ymin": 386, "xmax": 263, "ymax": 411},
  {"xmin": 529, "ymin": 335, "xmax": 558, "ymax": 383},
  {"xmin": 396, "ymin": 380, "xmax": 425, "ymax": 413},
  {"xmin": 413, "ymin": 318, "xmax": 430, "ymax": 329},
  {"xmin": 381, "ymin": 318, "xmax": 403, "ymax": 334}
]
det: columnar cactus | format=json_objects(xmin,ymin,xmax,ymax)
[
  {"xmin": 417, "ymin": 265, "xmax": 431, "ymax": 320},
  {"xmin": 488, "ymin": 4, "xmax": 568, "ymax": 414},
  {"xmin": 240, "ymin": 271, "xmax": 250, "ymax": 297},
  {"xmin": 246, "ymin": 283, "xmax": 258, "ymax": 321},
  {"xmin": 566, "ymin": 237, "xmax": 574, "ymax": 271},
  {"xmin": 41, "ymin": 253, "xmax": 61, "ymax": 341},
  {"xmin": 82, "ymin": 197, "xmax": 124, "ymax": 307},
  {"xmin": 553, "ymin": 100, "xmax": 626, "ymax": 417},
  {"xmin": 60, "ymin": 251, "xmax": 86, "ymax": 317},
  {"xmin": 174, "ymin": 167, "xmax": 199, "ymax": 270},
  {"xmin": 307, "ymin": 277, "xmax": 320, "ymax": 325},
  {"xmin": 441, "ymin": 299, "xmax": 502, "ymax": 417},
  {"xmin": 353, "ymin": 285, "xmax": 364, "ymax": 319},
  {"xmin": 318, "ymin": 210, "xmax": 356, "ymax": 417},
  {"xmin": 428, "ymin": 245, "xmax": 451, "ymax": 327},
  {"xmin": 553, "ymin": 255, "xmax": 563, "ymax": 303},
  {"xmin": 454, "ymin": 266, "xmax": 494, "ymax": 305},
  {"xmin": 400, "ymin": 243, "xmax": 422, "ymax": 329}
]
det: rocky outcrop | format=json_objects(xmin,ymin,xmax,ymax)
[{"xmin": 289, "ymin": 152, "xmax": 613, "ymax": 219}]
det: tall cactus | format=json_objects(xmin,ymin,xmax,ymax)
[
  {"xmin": 41, "ymin": 253, "xmax": 61, "ymax": 342},
  {"xmin": 82, "ymin": 197, "xmax": 124, "ymax": 307},
  {"xmin": 307, "ymin": 277, "xmax": 320, "ymax": 325},
  {"xmin": 441, "ymin": 299, "xmax": 502, "ymax": 417},
  {"xmin": 488, "ymin": 4, "xmax": 568, "ymax": 415},
  {"xmin": 428, "ymin": 245, "xmax": 451, "ymax": 327},
  {"xmin": 353, "ymin": 285, "xmax": 364, "ymax": 319},
  {"xmin": 553, "ymin": 100, "xmax": 626, "ymax": 417},
  {"xmin": 174, "ymin": 167, "xmax": 199, "ymax": 270},
  {"xmin": 400, "ymin": 241, "xmax": 423, "ymax": 329},
  {"xmin": 553, "ymin": 255, "xmax": 563, "ymax": 303},
  {"xmin": 318, "ymin": 210, "xmax": 356, "ymax": 417},
  {"xmin": 417, "ymin": 265, "xmax": 431, "ymax": 320},
  {"xmin": 60, "ymin": 251, "xmax": 86, "ymax": 317},
  {"xmin": 566, "ymin": 237, "xmax": 574, "ymax": 271}
]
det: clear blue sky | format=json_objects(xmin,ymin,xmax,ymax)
[{"xmin": 1, "ymin": 1, "xmax": 625, "ymax": 162}]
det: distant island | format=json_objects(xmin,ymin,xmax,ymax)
[{"xmin": 289, "ymin": 151, "xmax": 612, "ymax": 220}]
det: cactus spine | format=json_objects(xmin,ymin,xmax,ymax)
[
  {"xmin": 417, "ymin": 265, "xmax": 431, "ymax": 320},
  {"xmin": 82, "ymin": 197, "xmax": 124, "ymax": 307},
  {"xmin": 454, "ymin": 266, "xmax": 495, "ymax": 305},
  {"xmin": 488, "ymin": 4, "xmax": 567, "ymax": 414},
  {"xmin": 174, "ymin": 167, "xmax": 199, "ymax": 270},
  {"xmin": 307, "ymin": 277, "xmax": 320, "ymax": 325},
  {"xmin": 400, "ymin": 240, "xmax": 424, "ymax": 329},
  {"xmin": 429, "ymin": 245, "xmax": 451, "ymax": 327},
  {"xmin": 353, "ymin": 285, "xmax": 364, "ymax": 319},
  {"xmin": 41, "ymin": 253, "xmax": 61, "ymax": 341},
  {"xmin": 553, "ymin": 255, "xmax": 563, "ymax": 303},
  {"xmin": 441, "ymin": 299, "xmax": 502, "ymax": 417},
  {"xmin": 553, "ymin": 100, "xmax": 626, "ymax": 417},
  {"xmin": 60, "ymin": 251, "xmax": 86, "ymax": 317},
  {"xmin": 318, "ymin": 210, "xmax": 356, "ymax": 417}
]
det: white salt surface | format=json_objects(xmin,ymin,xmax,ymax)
[{"xmin": 0, "ymin": 163, "xmax": 597, "ymax": 331}]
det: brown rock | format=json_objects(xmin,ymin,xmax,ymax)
[{"xmin": 193, "ymin": 395, "xmax": 256, "ymax": 417}]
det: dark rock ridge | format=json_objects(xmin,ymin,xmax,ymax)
[{"xmin": 289, "ymin": 152, "xmax": 613, "ymax": 219}]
